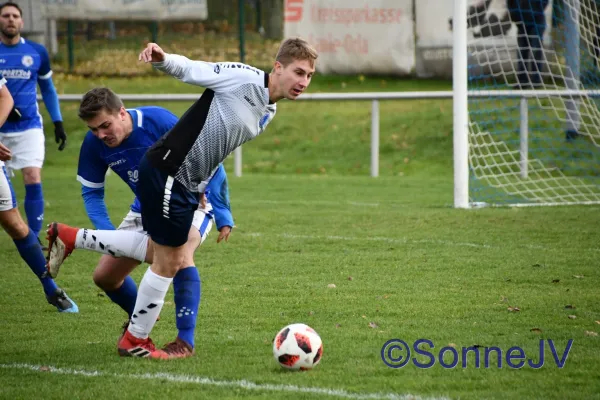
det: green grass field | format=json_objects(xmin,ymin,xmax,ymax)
[{"xmin": 0, "ymin": 74, "xmax": 599, "ymax": 399}]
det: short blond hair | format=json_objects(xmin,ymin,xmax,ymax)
[{"xmin": 275, "ymin": 37, "xmax": 318, "ymax": 68}]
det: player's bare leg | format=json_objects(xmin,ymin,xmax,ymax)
[{"xmin": 94, "ymin": 254, "xmax": 141, "ymax": 321}]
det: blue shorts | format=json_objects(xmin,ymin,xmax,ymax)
[{"xmin": 137, "ymin": 154, "xmax": 199, "ymax": 247}]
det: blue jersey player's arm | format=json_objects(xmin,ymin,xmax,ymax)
[
  {"xmin": 206, "ymin": 164, "xmax": 234, "ymax": 230},
  {"xmin": 30, "ymin": 42, "xmax": 62, "ymax": 123},
  {"xmin": 76, "ymin": 133, "xmax": 115, "ymax": 230}
]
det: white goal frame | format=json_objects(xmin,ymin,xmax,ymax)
[{"xmin": 452, "ymin": 0, "xmax": 600, "ymax": 208}]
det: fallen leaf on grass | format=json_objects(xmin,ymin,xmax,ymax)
[
  {"xmin": 39, "ymin": 366, "xmax": 50, "ymax": 372},
  {"xmin": 568, "ymin": 315, "xmax": 577, "ymax": 319},
  {"xmin": 595, "ymin": 321, "xmax": 600, "ymax": 325},
  {"xmin": 348, "ymin": 276, "xmax": 353, "ymax": 281},
  {"xmin": 530, "ymin": 328, "xmax": 543, "ymax": 334},
  {"xmin": 368, "ymin": 322, "xmax": 379, "ymax": 329},
  {"xmin": 335, "ymin": 324, "xmax": 342, "ymax": 328},
  {"xmin": 508, "ymin": 306, "xmax": 521, "ymax": 312},
  {"xmin": 585, "ymin": 331, "xmax": 598, "ymax": 337},
  {"xmin": 573, "ymin": 275, "xmax": 585, "ymax": 279},
  {"xmin": 327, "ymin": 283, "xmax": 336, "ymax": 289}
]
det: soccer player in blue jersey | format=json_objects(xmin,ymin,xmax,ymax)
[
  {"xmin": 46, "ymin": 88, "xmax": 233, "ymax": 355},
  {"xmin": 0, "ymin": 72, "xmax": 77, "ymax": 313},
  {"xmin": 0, "ymin": 2, "xmax": 67, "ymax": 239}
]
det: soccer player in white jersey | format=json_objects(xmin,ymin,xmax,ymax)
[
  {"xmin": 45, "ymin": 88, "xmax": 233, "ymax": 355},
  {"xmin": 0, "ymin": 2, "xmax": 67, "ymax": 240},
  {"xmin": 0, "ymin": 72, "xmax": 77, "ymax": 313},
  {"xmin": 107, "ymin": 38, "xmax": 317, "ymax": 359}
]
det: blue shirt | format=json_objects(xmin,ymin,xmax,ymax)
[
  {"xmin": 0, "ymin": 38, "xmax": 54, "ymax": 133},
  {"xmin": 77, "ymin": 106, "xmax": 177, "ymax": 213},
  {"xmin": 77, "ymin": 106, "xmax": 234, "ymax": 230}
]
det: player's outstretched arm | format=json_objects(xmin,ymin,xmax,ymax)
[{"xmin": 138, "ymin": 43, "xmax": 251, "ymax": 92}]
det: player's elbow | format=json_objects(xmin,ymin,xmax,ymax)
[{"xmin": 1, "ymin": 86, "xmax": 14, "ymax": 109}]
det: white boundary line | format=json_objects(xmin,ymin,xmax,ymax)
[
  {"xmin": 243, "ymin": 232, "xmax": 600, "ymax": 253},
  {"xmin": 244, "ymin": 233, "xmax": 489, "ymax": 249},
  {"xmin": 0, "ymin": 363, "xmax": 450, "ymax": 400}
]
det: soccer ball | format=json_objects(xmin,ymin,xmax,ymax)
[{"xmin": 272, "ymin": 323, "xmax": 323, "ymax": 370}]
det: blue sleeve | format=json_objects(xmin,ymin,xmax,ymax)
[
  {"xmin": 81, "ymin": 186, "xmax": 116, "ymax": 230},
  {"xmin": 143, "ymin": 107, "xmax": 179, "ymax": 139},
  {"xmin": 33, "ymin": 42, "xmax": 62, "ymax": 122},
  {"xmin": 77, "ymin": 133, "xmax": 108, "ymax": 188},
  {"xmin": 38, "ymin": 77, "xmax": 62, "ymax": 122},
  {"xmin": 206, "ymin": 164, "xmax": 234, "ymax": 230}
]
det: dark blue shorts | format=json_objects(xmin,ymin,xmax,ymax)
[{"xmin": 137, "ymin": 154, "xmax": 199, "ymax": 247}]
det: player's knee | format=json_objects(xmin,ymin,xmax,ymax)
[
  {"xmin": 93, "ymin": 268, "xmax": 121, "ymax": 291},
  {"xmin": 187, "ymin": 229, "xmax": 201, "ymax": 249},
  {"xmin": 22, "ymin": 167, "xmax": 41, "ymax": 184},
  {"xmin": 93, "ymin": 260, "xmax": 124, "ymax": 291},
  {"xmin": 0, "ymin": 209, "xmax": 30, "ymax": 239}
]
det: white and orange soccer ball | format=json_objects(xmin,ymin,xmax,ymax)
[{"xmin": 272, "ymin": 323, "xmax": 323, "ymax": 370}]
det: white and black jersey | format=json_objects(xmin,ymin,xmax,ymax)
[{"xmin": 146, "ymin": 54, "xmax": 276, "ymax": 192}]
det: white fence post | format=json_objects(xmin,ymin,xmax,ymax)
[
  {"xmin": 519, "ymin": 97, "xmax": 529, "ymax": 179},
  {"xmin": 234, "ymin": 146, "xmax": 242, "ymax": 177},
  {"xmin": 371, "ymin": 99, "xmax": 380, "ymax": 178}
]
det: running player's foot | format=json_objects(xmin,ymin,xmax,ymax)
[
  {"xmin": 46, "ymin": 222, "xmax": 79, "ymax": 278},
  {"xmin": 46, "ymin": 288, "xmax": 79, "ymax": 313},
  {"xmin": 117, "ymin": 320, "xmax": 129, "ymax": 346},
  {"xmin": 117, "ymin": 330, "xmax": 168, "ymax": 359},
  {"xmin": 162, "ymin": 338, "xmax": 195, "ymax": 358}
]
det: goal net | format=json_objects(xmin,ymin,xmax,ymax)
[{"xmin": 456, "ymin": 0, "xmax": 600, "ymax": 207}]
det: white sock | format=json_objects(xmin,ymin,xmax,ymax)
[
  {"xmin": 75, "ymin": 228, "xmax": 148, "ymax": 262},
  {"xmin": 128, "ymin": 267, "xmax": 173, "ymax": 339}
]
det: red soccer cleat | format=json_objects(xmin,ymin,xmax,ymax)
[
  {"xmin": 117, "ymin": 329, "xmax": 169, "ymax": 359},
  {"xmin": 162, "ymin": 338, "xmax": 195, "ymax": 359},
  {"xmin": 45, "ymin": 222, "xmax": 79, "ymax": 278}
]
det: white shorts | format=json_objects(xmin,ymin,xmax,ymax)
[
  {"xmin": 0, "ymin": 163, "xmax": 17, "ymax": 211},
  {"xmin": 0, "ymin": 129, "xmax": 45, "ymax": 175},
  {"xmin": 117, "ymin": 204, "xmax": 214, "ymax": 245}
]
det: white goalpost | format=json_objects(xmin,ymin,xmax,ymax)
[{"xmin": 453, "ymin": 0, "xmax": 600, "ymax": 207}]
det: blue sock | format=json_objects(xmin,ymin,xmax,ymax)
[
  {"xmin": 173, "ymin": 266, "xmax": 201, "ymax": 348},
  {"xmin": 24, "ymin": 183, "xmax": 44, "ymax": 237},
  {"xmin": 14, "ymin": 230, "xmax": 58, "ymax": 297},
  {"xmin": 105, "ymin": 275, "xmax": 138, "ymax": 317}
]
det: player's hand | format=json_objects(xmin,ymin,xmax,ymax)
[
  {"xmin": 139, "ymin": 43, "xmax": 166, "ymax": 63},
  {"xmin": 54, "ymin": 121, "xmax": 67, "ymax": 151},
  {"xmin": 217, "ymin": 226, "xmax": 232, "ymax": 243},
  {"xmin": 0, "ymin": 142, "xmax": 12, "ymax": 161},
  {"xmin": 200, "ymin": 192, "xmax": 207, "ymax": 209}
]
